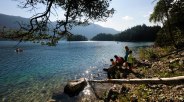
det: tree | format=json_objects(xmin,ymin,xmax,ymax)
[
  {"xmin": 10, "ymin": 0, "xmax": 114, "ymax": 45},
  {"xmin": 67, "ymin": 34, "xmax": 88, "ymax": 41},
  {"xmin": 169, "ymin": 0, "xmax": 184, "ymax": 48},
  {"xmin": 150, "ymin": 0, "xmax": 184, "ymax": 48},
  {"xmin": 114, "ymin": 24, "xmax": 161, "ymax": 42},
  {"xmin": 90, "ymin": 25, "xmax": 160, "ymax": 42},
  {"xmin": 91, "ymin": 33, "xmax": 114, "ymax": 41}
]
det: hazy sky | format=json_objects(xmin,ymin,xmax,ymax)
[{"xmin": 0, "ymin": 0, "xmax": 158, "ymax": 31}]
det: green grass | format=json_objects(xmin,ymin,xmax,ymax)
[{"xmin": 139, "ymin": 47, "xmax": 172, "ymax": 60}]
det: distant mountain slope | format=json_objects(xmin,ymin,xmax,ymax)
[
  {"xmin": 69, "ymin": 23, "xmax": 120, "ymax": 39},
  {"xmin": 0, "ymin": 13, "xmax": 29, "ymax": 29},
  {"xmin": 0, "ymin": 13, "xmax": 119, "ymax": 39}
]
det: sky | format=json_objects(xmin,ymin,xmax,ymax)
[{"xmin": 0, "ymin": 0, "xmax": 158, "ymax": 31}]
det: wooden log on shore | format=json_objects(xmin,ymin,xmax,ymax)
[{"xmin": 89, "ymin": 76, "xmax": 184, "ymax": 85}]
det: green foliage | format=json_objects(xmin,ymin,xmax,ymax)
[
  {"xmin": 91, "ymin": 24, "xmax": 161, "ymax": 42},
  {"xmin": 118, "ymin": 94, "xmax": 131, "ymax": 102},
  {"xmin": 157, "ymin": 71, "xmax": 183, "ymax": 77},
  {"xmin": 115, "ymin": 24, "xmax": 161, "ymax": 42},
  {"xmin": 149, "ymin": 0, "xmax": 174, "ymax": 23},
  {"xmin": 155, "ymin": 29, "xmax": 172, "ymax": 47},
  {"xmin": 67, "ymin": 34, "xmax": 88, "ymax": 41},
  {"xmin": 1, "ymin": 0, "xmax": 114, "ymax": 45},
  {"xmin": 150, "ymin": 0, "xmax": 184, "ymax": 48},
  {"xmin": 91, "ymin": 33, "xmax": 114, "ymax": 41},
  {"xmin": 117, "ymin": 84, "xmax": 152, "ymax": 102},
  {"xmin": 139, "ymin": 48, "xmax": 158, "ymax": 60},
  {"xmin": 155, "ymin": 26, "xmax": 184, "ymax": 47},
  {"xmin": 139, "ymin": 47, "xmax": 170, "ymax": 60}
]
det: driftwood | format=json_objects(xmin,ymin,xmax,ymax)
[
  {"xmin": 159, "ymin": 48, "xmax": 184, "ymax": 58},
  {"xmin": 89, "ymin": 76, "xmax": 184, "ymax": 85}
]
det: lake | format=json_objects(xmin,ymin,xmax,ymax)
[{"xmin": 0, "ymin": 41, "xmax": 153, "ymax": 102}]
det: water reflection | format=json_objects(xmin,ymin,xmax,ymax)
[
  {"xmin": 85, "ymin": 70, "xmax": 89, "ymax": 74},
  {"xmin": 82, "ymin": 84, "xmax": 91, "ymax": 96}
]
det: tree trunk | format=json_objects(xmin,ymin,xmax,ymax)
[{"xmin": 89, "ymin": 76, "xmax": 184, "ymax": 85}]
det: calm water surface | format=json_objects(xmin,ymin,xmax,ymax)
[{"xmin": 0, "ymin": 41, "xmax": 153, "ymax": 101}]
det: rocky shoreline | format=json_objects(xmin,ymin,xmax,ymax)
[
  {"xmin": 100, "ymin": 47, "xmax": 184, "ymax": 102},
  {"xmin": 49, "ymin": 47, "xmax": 184, "ymax": 102}
]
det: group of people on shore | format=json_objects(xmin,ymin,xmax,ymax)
[{"xmin": 107, "ymin": 46, "xmax": 134, "ymax": 79}]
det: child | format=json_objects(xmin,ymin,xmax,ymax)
[
  {"xmin": 107, "ymin": 59, "xmax": 117, "ymax": 79},
  {"xmin": 127, "ymin": 50, "xmax": 133, "ymax": 70},
  {"xmin": 110, "ymin": 59, "xmax": 116, "ymax": 66},
  {"xmin": 114, "ymin": 55, "xmax": 123, "ymax": 66}
]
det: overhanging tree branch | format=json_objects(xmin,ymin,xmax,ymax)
[{"xmin": 7, "ymin": 0, "xmax": 114, "ymax": 45}]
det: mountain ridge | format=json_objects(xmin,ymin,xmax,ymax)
[{"xmin": 0, "ymin": 13, "xmax": 120, "ymax": 39}]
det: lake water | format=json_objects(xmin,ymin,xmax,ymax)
[{"xmin": 0, "ymin": 41, "xmax": 153, "ymax": 102}]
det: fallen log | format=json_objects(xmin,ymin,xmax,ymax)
[
  {"xmin": 159, "ymin": 48, "xmax": 184, "ymax": 58},
  {"xmin": 89, "ymin": 76, "xmax": 184, "ymax": 85}
]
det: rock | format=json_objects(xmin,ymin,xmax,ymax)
[
  {"xmin": 105, "ymin": 85, "xmax": 119, "ymax": 102},
  {"xmin": 173, "ymin": 85, "xmax": 184, "ymax": 90},
  {"xmin": 64, "ymin": 78, "xmax": 87, "ymax": 97},
  {"xmin": 41, "ymin": 90, "xmax": 47, "ymax": 94},
  {"xmin": 179, "ymin": 59, "xmax": 183, "ymax": 66},
  {"xmin": 181, "ymin": 52, "xmax": 184, "ymax": 56},
  {"xmin": 120, "ymin": 86, "xmax": 129, "ymax": 94},
  {"xmin": 169, "ymin": 58, "xmax": 180, "ymax": 63},
  {"xmin": 103, "ymin": 68, "xmax": 108, "ymax": 72},
  {"xmin": 131, "ymin": 94, "xmax": 138, "ymax": 102},
  {"xmin": 47, "ymin": 99, "xmax": 56, "ymax": 102}
]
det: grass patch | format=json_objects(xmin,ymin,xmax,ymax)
[{"xmin": 139, "ymin": 47, "xmax": 172, "ymax": 60}]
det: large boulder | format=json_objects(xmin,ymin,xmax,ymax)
[{"xmin": 64, "ymin": 78, "xmax": 87, "ymax": 97}]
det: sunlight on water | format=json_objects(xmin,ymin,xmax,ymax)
[
  {"xmin": 83, "ymin": 86, "xmax": 91, "ymax": 96},
  {"xmin": 0, "ymin": 41, "xmax": 153, "ymax": 102},
  {"xmin": 85, "ymin": 70, "xmax": 89, "ymax": 74}
]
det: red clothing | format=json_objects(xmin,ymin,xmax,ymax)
[
  {"xmin": 115, "ymin": 57, "xmax": 122, "ymax": 63},
  {"xmin": 111, "ymin": 61, "xmax": 116, "ymax": 65}
]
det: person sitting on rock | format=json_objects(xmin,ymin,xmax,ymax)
[
  {"xmin": 114, "ymin": 55, "xmax": 123, "ymax": 66},
  {"xmin": 110, "ymin": 59, "xmax": 116, "ymax": 66},
  {"xmin": 107, "ymin": 59, "xmax": 117, "ymax": 79}
]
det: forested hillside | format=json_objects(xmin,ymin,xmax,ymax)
[{"xmin": 92, "ymin": 24, "xmax": 161, "ymax": 42}]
